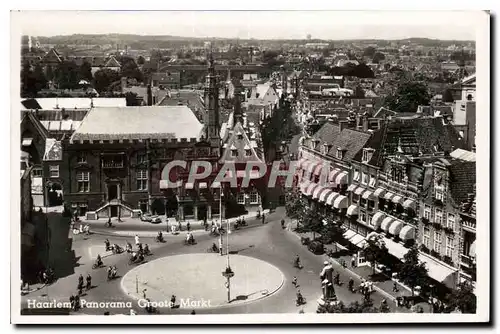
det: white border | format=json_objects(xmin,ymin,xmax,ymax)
[{"xmin": 8, "ymin": 8, "xmax": 490, "ymax": 325}]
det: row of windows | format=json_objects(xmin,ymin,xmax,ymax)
[
  {"xmin": 352, "ymin": 170, "xmax": 376, "ymax": 187},
  {"xmin": 422, "ymin": 227, "xmax": 456, "ymax": 257},
  {"xmin": 423, "ymin": 205, "xmax": 456, "ymax": 230},
  {"xmin": 236, "ymin": 192, "xmax": 260, "ymax": 205},
  {"xmin": 73, "ymin": 170, "xmax": 149, "ymax": 193}
]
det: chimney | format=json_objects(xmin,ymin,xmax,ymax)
[
  {"xmin": 339, "ymin": 120, "xmax": 349, "ymax": 131},
  {"xmin": 147, "ymin": 85, "xmax": 153, "ymax": 106},
  {"xmin": 121, "ymin": 77, "xmax": 127, "ymax": 93}
]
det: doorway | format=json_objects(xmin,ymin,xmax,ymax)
[
  {"xmin": 108, "ymin": 184, "xmax": 118, "ymax": 201},
  {"xmin": 110, "ymin": 206, "xmax": 118, "ymax": 218}
]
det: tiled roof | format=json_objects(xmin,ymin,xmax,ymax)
[
  {"xmin": 326, "ymin": 129, "xmax": 372, "ymax": 161},
  {"xmin": 41, "ymin": 48, "xmax": 62, "ymax": 64},
  {"xmin": 220, "ymin": 122, "xmax": 263, "ymax": 163},
  {"xmin": 70, "ymin": 106, "xmax": 203, "ymax": 142},
  {"xmin": 448, "ymin": 161, "xmax": 476, "ymax": 206},
  {"xmin": 450, "ymin": 148, "xmax": 476, "ymax": 162},
  {"xmin": 32, "ymin": 98, "xmax": 126, "ymax": 110},
  {"xmin": 105, "ymin": 56, "xmax": 121, "ymax": 68}
]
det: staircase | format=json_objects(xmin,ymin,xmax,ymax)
[{"xmin": 86, "ymin": 199, "xmax": 141, "ymax": 220}]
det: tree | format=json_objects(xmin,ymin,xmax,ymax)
[
  {"xmin": 383, "ymin": 63, "xmax": 391, "ymax": 72},
  {"xmin": 45, "ymin": 64, "xmax": 54, "ymax": 82},
  {"xmin": 93, "ymin": 68, "xmax": 120, "ymax": 93},
  {"xmin": 385, "ymin": 80, "xmax": 431, "ymax": 113},
  {"xmin": 21, "ymin": 60, "xmax": 36, "ymax": 97},
  {"xmin": 300, "ymin": 205, "xmax": 324, "ymax": 239},
  {"xmin": 363, "ymin": 233, "xmax": 388, "ymax": 274},
  {"xmin": 137, "ymin": 55, "xmax": 145, "ymax": 65},
  {"xmin": 372, "ymin": 52, "xmax": 386, "ymax": 64},
  {"xmin": 285, "ymin": 189, "xmax": 306, "ymax": 221},
  {"xmin": 446, "ymin": 281, "xmax": 476, "ymax": 313},
  {"xmin": 320, "ymin": 212, "xmax": 344, "ymax": 244},
  {"xmin": 124, "ymin": 92, "xmax": 141, "ymax": 106},
  {"xmin": 78, "ymin": 61, "xmax": 93, "ymax": 82},
  {"xmin": 349, "ymin": 63, "xmax": 375, "ymax": 78},
  {"xmin": 54, "ymin": 61, "xmax": 80, "ymax": 89},
  {"xmin": 32, "ymin": 63, "xmax": 47, "ymax": 93},
  {"xmin": 363, "ymin": 46, "xmax": 376, "ymax": 58},
  {"xmin": 119, "ymin": 56, "xmax": 144, "ymax": 82},
  {"xmin": 397, "ymin": 246, "xmax": 429, "ymax": 296}
]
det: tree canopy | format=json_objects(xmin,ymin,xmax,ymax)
[
  {"xmin": 21, "ymin": 61, "xmax": 47, "ymax": 98},
  {"xmin": 372, "ymin": 52, "xmax": 386, "ymax": 64},
  {"xmin": 445, "ymin": 281, "xmax": 476, "ymax": 313},
  {"xmin": 93, "ymin": 68, "xmax": 121, "ymax": 93},
  {"xmin": 363, "ymin": 234, "xmax": 388, "ymax": 274},
  {"xmin": 363, "ymin": 46, "xmax": 376, "ymax": 58},
  {"xmin": 384, "ymin": 80, "xmax": 431, "ymax": 113},
  {"xmin": 397, "ymin": 245, "xmax": 429, "ymax": 296}
]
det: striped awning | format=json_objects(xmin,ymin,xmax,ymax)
[
  {"xmin": 326, "ymin": 192, "xmax": 340, "ymax": 205},
  {"xmin": 299, "ymin": 181, "xmax": 311, "ymax": 192},
  {"xmin": 312, "ymin": 185, "xmax": 326, "ymax": 199},
  {"xmin": 384, "ymin": 192, "xmax": 395, "ymax": 201},
  {"xmin": 362, "ymin": 190, "xmax": 376, "ymax": 200},
  {"xmin": 371, "ymin": 212, "xmax": 386, "ymax": 229},
  {"xmin": 333, "ymin": 195, "xmax": 348, "ymax": 209},
  {"xmin": 307, "ymin": 161, "xmax": 320, "ymax": 173},
  {"xmin": 403, "ymin": 199, "xmax": 417, "ymax": 210},
  {"xmin": 374, "ymin": 188, "xmax": 386, "ymax": 197},
  {"xmin": 347, "ymin": 205, "xmax": 359, "ymax": 216},
  {"xmin": 388, "ymin": 220, "xmax": 404, "ymax": 235},
  {"xmin": 347, "ymin": 184, "xmax": 357, "ymax": 192},
  {"xmin": 199, "ymin": 182, "xmax": 208, "ymax": 189},
  {"xmin": 329, "ymin": 169, "xmax": 341, "ymax": 183},
  {"xmin": 319, "ymin": 189, "xmax": 333, "ymax": 202},
  {"xmin": 354, "ymin": 187, "xmax": 365, "ymax": 196},
  {"xmin": 380, "ymin": 217, "xmax": 394, "ymax": 232},
  {"xmin": 335, "ymin": 172, "xmax": 348, "ymax": 185},
  {"xmin": 399, "ymin": 225, "xmax": 416, "ymax": 241},
  {"xmin": 392, "ymin": 195, "xmax": 404, "ymax": 205},
  {"xmin": 383, "ymin": 237, "xmax": 409, "ymax": 260},
  {"xmin": 305, "ymin": 183, "xmax": 319, "ymax": 196},
  {"xmin": 298, "ymin": 158, "xmax": 307, "ymax": 169},
  {"xmin": 313, "ymin": 164, "xmax": 324, "ymax": 176}
]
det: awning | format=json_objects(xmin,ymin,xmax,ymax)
[
  {"xmin": 211, "ymin": 181, "xmax": 221, "ymax": 189},
  {"xmin": 312, "ymin": 186, "xmax": 326, "ymax": 199},
  {"xmin": 419, "ymin": 253, "xmax": 458, "ymax": 287},
  {"xmin": 403, "ymin": 199, "xmax": 417, "ymax": 210},
  {"xmin": 333, "ymin": 195, "xmax": 348, "ymax": 209},
  {"xmin": 371, "ymin": 212, "xmax": 386, "ymax": 229},
  {"xmin": 298, "ymin": 158, "xmax": 307, "ymax": 169},
  {"xmin": 326, "ymin": 192, "xmax": 340, "ymax": 205},
  {"xmin": 22, "ymin": 138, "xmax": 33, "ymax": 146},
  {"xmin": 362, "ymin": 190, "xmax": 376, "ymax": 200},
  {"xmin": 357, "ymin": 239, "xmax": 368, "ymax": 249},
  {"xmin": 185, "ymin": 182, "xmax": 194, "ymax": 189},
  {"xmin": 392, "ymin": 195, "xmax": 404, "ymax": 205},
  {"xmin": 319, "ymin": 189, "xmax": 333, "ymax": 202},
  {"xmin": 355, "ymin": 187, "xmax": 366, "ymax": 196},
  {"xmin": 399, "ymin": 225, "xmax": 416, "ymax": 241},
  {"xmin": 343, "ymin": 230, "xmax": 356, "ymax": 240},
  {"xmin": 307, "ymin": 161, "xmax": 320, "ymax": 173},
  {"xmin": 469, "ymin": 240, "xmax": 476, "ymax": 257},
  {"xmin": 302, "ymin": 160, "xmax": 312, "ymax": 170},
  {"xmin": 160, "ymin": 180, "xmax": 181, "ymax": 189},
  {"xmin": 347, "ymin": 184, "xmax": 357, "ymax": 192},
  {"xmin": 384, "ymin": 192, "xmax": 395, "ymax": 201},
  {"xmin": 199, "ymin": 182, "xmax": 208, "ymax": 189},
  {"xmin": 305, "ymin": 183, "xmax": 320, "ymax": 196},
  {"xmin": 299, "ymin": 181, "xmax": 310, "ymax": 192},
  {"xmin": 329, "ymin": 169, "xmax": 341, "ymax": 182},
  {"xmin": 380, "ymin": 217, "xmax": 394, "ymax": 232},
  {"xmin": 336, "ymin": 172, "xmax": 348, "ymax": 185},
  {"xmin": 388, "ymin": 220, "xmax": 404, "ymax": 235},
  {"xmin": 383, "ymin": 237, "xmax": 409, "ymax": 260},
  {"xmin": 350, "ymin": 234, "xmax": 365, "ymax": 247},
  {"xmin": 236, "ymin": 170, "xmax": 262, "ymax": 179},
  {"xmin": 313, "ymin": 164, "xmax": 324, "ymax": 176},
  {"xmin": 347, "ymin": 205, "xmax": 359, "ymax": 216},
  {"xmin": 374, "ymin": 188, "xmax": 386, "ymax": 197}
]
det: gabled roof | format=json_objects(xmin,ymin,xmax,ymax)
[
  {"xmin": 41, "ymin": 48, "xmax": 62, "ymax": 64},
  {"xmin": 104, "ymin": 56, "xmax": 121, "ymax": 68},
  {"xmin": 326, "ymin": 129, "xmax": 372, "ymax": 162},
  {"xmin": 220, "ymin": 122, "xmax": 263, "ymax": 163},
  {"xmin": 70, "ymin": 106, "xmax": 203, "ymax": 142},
  {"xmin": 21, "ymin": 111, "xmax": 50, "ymax": 141},
  {"xmin": 43, "ymin": 139, "xmax": 62, "ymax": 161}
]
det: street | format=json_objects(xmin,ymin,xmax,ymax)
[{"xmin": 21, "ymin": 208, "xmax": 421, "ymax": 315}]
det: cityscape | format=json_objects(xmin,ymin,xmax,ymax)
[{"xmin": 14, "ymin": 11, "xmax": 485, "ymax": 323}]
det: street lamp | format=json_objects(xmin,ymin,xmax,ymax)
[
  {"xmin": 429, "ymin": 284, "xmax": 435, "ymax": 313},
  {"xmin": 219, "ymin": 186, "xmax": 224, "ymax": 256}
]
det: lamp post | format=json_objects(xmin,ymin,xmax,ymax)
[
  {"xmin": 429, "ymin": 284, "xmax": 434, "ymax": 313},
  {"xmin": 219, "ymin": 186, "xmax": 223, "ymax": 256}
]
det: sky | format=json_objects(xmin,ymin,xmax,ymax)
[{"xmin": 12, "ymin": 11, "xmax": 483, "ymax": 41}]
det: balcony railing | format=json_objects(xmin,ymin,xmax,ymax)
[
  {"xmin": 461, "ymin": 220, "xmax": 476, "ymax": 232},
  {"xmin": 460, "ymin": 254, "xmax": 475, "ymax": 268}
]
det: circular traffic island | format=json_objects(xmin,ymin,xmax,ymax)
[{"xmin": 121, "ymin": 253, "xmax": 284, "ymax": 309}]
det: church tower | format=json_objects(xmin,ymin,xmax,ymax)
[
  {"xmin": 232, "ymin": 77, "xmax": 243, "ymax": 126},
  {"xmin": 204, "ymin": 53, "xmax": 220, "ymax": 146}
]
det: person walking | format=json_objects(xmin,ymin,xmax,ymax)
[
  {"xmin": 135, "ymin": 234, "xmax": 140, "ymax": 246},
  {"xmin": 351, "ymin": 254, "xmax": 357, "ymax": 268},
  {"xmin": 187, "ymin": 222, "xmax": 191, "ymax": 232}
]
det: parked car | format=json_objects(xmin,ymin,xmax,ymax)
[
  {"xmin": 308, "ymin": 241, "xmax": 325, "ymax": 255},
  {"xmin": 151, "ymin": 216, "xmax": 162, "ymax": 224},
  {"xmin": 140, "ymin": 213, "xmax": 152, "ymax": 222}
]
